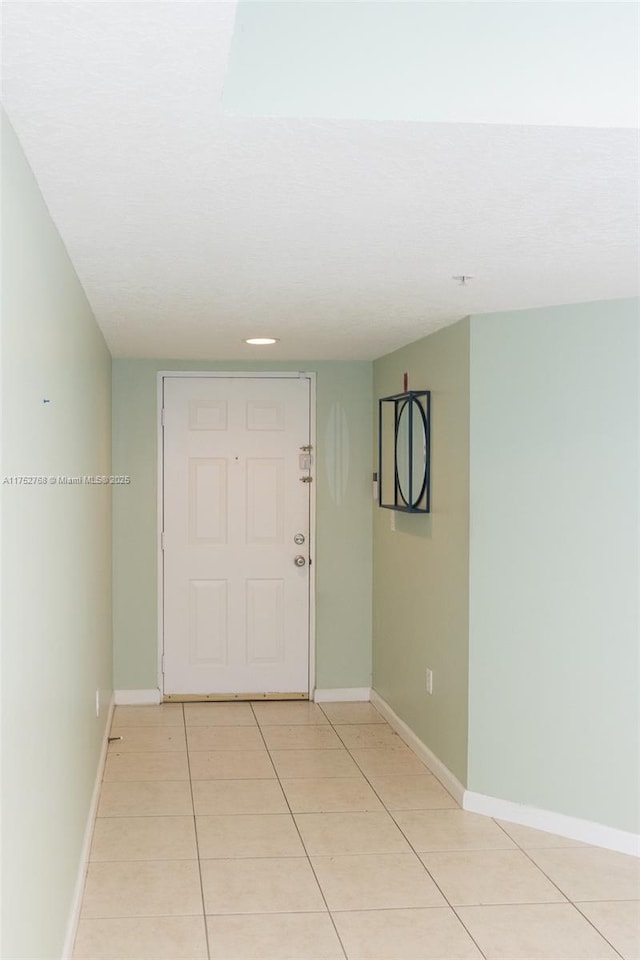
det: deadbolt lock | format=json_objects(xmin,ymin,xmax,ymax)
[{"xmin": 294, "ymin": 533, "xmax": 305, "ymax": 545}]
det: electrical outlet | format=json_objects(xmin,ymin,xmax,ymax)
[
  {"xmin": 425, "ymin": 669, "xmax": 433, "ymax": 695},
  {"xmin": 390, "ymin": 511, "xmax": 396, "ymax": 532},
  {"xmin": 95, "ymin": 688, "xmax": 100, "ymax": 718}
]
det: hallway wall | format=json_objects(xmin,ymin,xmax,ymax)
[
  {"xmin": 112, "ymin": 360, "xmax": 373, "ymax": 693},
  {"xmin": 468, "ymin": 298, "xmax": 640, "ymax": 834},
  {"xmin": 372, "ymin": 298, "xmax": 639, "ymax": 836},
  {"xmin": 372, "ymin": 318, "xmax": 471, "ymax": 786},
  {"xmin": 1, "ymin": 111, "xmax": 113, "ymax": 958}
]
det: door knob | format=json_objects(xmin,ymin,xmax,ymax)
[{"xmin": 294, "ymin": 555, "xmax": 306, "ymax": 567}]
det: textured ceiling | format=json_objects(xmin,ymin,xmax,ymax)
[{"xmin": 2, "ymin": 1, "xmax": 638, "ymax": 361}]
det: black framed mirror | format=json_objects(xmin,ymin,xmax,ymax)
[{"xmin": 378, "ymin": 389, "xmax": 430, "ymax": 513}]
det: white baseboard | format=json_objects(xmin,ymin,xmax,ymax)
[
  {"xmin": 62, "ymin": 694, "xmax": 115, "ymax": 959},
  {"xmin": 114, "ymin": 688, "xmax": 161, "ymax": 705},
  {"xmin": 464, "ymin": 791, "xmax": 640, "ymax": 858},
  {"xmin": 313, "ymin": 687, "xmax": 371, "ymax": 703},
  {"xmin": 369, "ymin": 690, "xmax": 639, "ymax": 858},
  {"xmin": 369, "ymin": 690, "xmax": 466, "ymax": 806}
]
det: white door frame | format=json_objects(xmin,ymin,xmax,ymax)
[{"xmin": 156, "ymin": 371, "xmax": 317, "ymax": 699}]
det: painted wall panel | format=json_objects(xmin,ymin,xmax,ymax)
[
  {"xmin": 372, "ymin": 318, "xmax": 470, "ymax": 785},
  {"xmin": 1, "ymin": 110, "xmax": 113, "ymax": 959},
  {"xmin": 468, "ymin": 298, "xmax": 639, "ymax": 833}
]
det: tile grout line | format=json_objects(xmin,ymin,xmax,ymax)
[
  {"xmin": 314, "ymin": 705, "xmax": 486, "ymax": 957},
  {"xmin": 338, "ymin": 720, "xmax": 629, "ymax": 959},
  {"xmin": 340, "ymin": 718, "xmax": 622, "ymax": 958},
  {"xmin": 571, "ymin": 895, "xmax": 639, "ymax": 959},
  {"xmin": 100, "ymin": 703, "xmax": 632, "ymax": 957},
  {"xmin": 491, "ymin": 820, "xmax": 627, "ymax": 959},
  {"xmin": 318, "ymin": 703, "xmax": 489, "ymax": 960},
  {"xmin": 80, "ymin": 707, "xmax": 204, "ymax": 946},
  {"xmin": 250, "ymin": 701, "xmax": 350, "ymax": 960},
  {"xmin": 183, "ymin": 703, "xmax": 213, "ymax": 960}
]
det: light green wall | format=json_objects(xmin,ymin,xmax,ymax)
[
  {"xmin": 1, "ymin": 112, "xmax": 113, "ymax": 958},
  {"xmin": 112, "ymin": 360, "xmax": 372, "ymax": 691},
  {"xmin": 373, "ymin": 318, "xmax": 470, "ymax": 785},
  {"xmin": 468, "ymin": 299, "xmax": 639, "ymax": 833}
]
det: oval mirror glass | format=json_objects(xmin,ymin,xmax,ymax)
[{"xmin": 396, "ymin": 398, "xmax": 427, "ymax": 507}]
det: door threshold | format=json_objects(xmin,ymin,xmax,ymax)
[{"xmin": 163, "ymin": 692, "xmax": 309, "ymax": 702}]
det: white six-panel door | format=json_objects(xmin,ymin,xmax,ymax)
[{"xmin": 162, "ymin": 376, "xmax": 311, "ymax": 697}]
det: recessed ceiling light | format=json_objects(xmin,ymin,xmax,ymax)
[{"xmin": 244, "ymin": 337, "xmax": 279, "ymax": 345}]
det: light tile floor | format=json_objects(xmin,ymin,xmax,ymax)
[{"xmin": 73, "ymin": 701, "xmax": 640, "ymax": 960}]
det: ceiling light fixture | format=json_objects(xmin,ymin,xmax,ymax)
[
  {"xmin": 244, "ymin": 337, "xmax": 278, "ymax": 345},
  {"xmin": 452, "ymin": 275, "xmax": 474, "ymax": 286}
]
